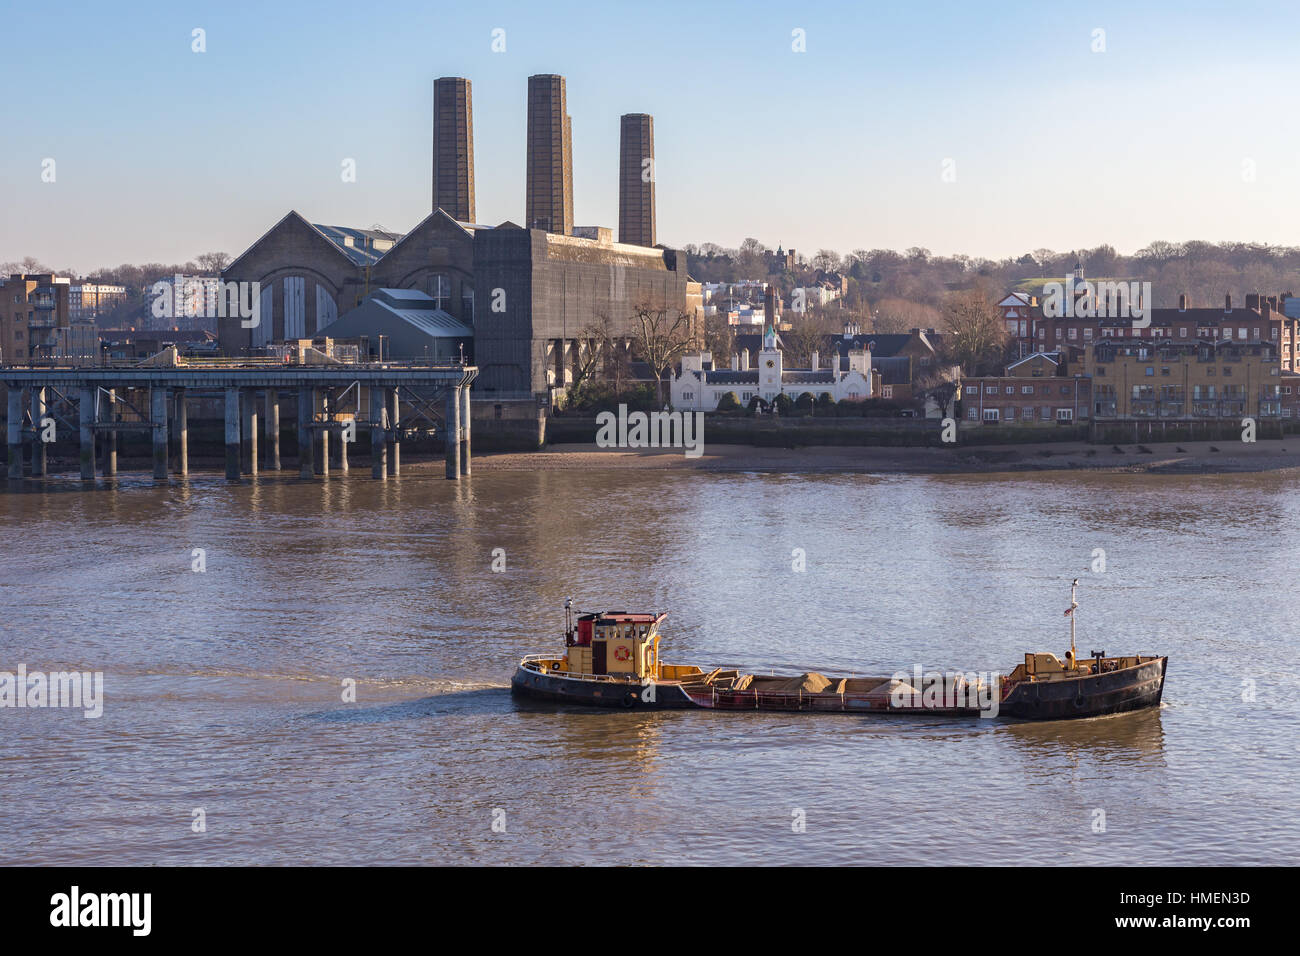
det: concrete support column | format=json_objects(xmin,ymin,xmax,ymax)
[
  {"xmin": 265, "ymin": 390, "xmax": 280, "ymax": 470},
  {"xmin": 103, "ymin": 389, "xmax": 117, "ymax": 476},
  {"xmin": 241, "ymin": 388, "xmax": 258, "ymax": 475},
  {"xmin": 29, "ymin": 387, "xmax": 46, "ymax": 477},
  {"xmin": 224, "ymin": 387, "xmax": 241, "ymax": 481},
  {"xmin": 444, "ymin": 384, "xmax": 460, "ymax": 480},
  {"xmin": 6, "ymin": 387, "xmax": 23, "ymax": 480},
  {"xmin": 313, "ymin": 389, "xmax": 329, "ymax": 476},
  {"xmin": 337, "ymin": 416, "xmax": 350, "ymax": 473},
  {"xmin": 78, "ymin": 386, "xmax": 95, "ymax": 480},
  {"xmin": 459, "ymin": 384, "xmax": 471, "ymax": 475},
  {"xmin": 370, "ymin": 386, "xmax": 388, "ymax": 480},
  {"xmin": 175, "ymin": 389, "xmax": 188, "ymax": 476},
  {"xmin": 297, "ymin": 387, "xmax": 313, "ymax": 479},
  {"xmin": 387, "ymin": 387, "xmax": 400, "ymax": 476},
  {"xmin": 151, "ymin": 387, "xmax": 169, "ymax": 480}
]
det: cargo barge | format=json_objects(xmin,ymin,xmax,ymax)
[{"xmin": 511, "ymin": 582, "xmax": 1166, "ymax": 721}]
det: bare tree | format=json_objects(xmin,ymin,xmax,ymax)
[
  {"xmin": 782, "ymin": 311, "xmax": 835, "ymax": 368},
  {"xmin": 195, "ymin": 251, "xmax": 232, "ymax": 274},
  {"xmin": 703, "ymin": 311, "xmax": 736, "ymax": 367},
  {"xmin": 628, "ymin": 300, "xmax": 697, "ymax": 405},
  {"xmin": 915, "ymin": 368, "xmax": 961, "ymax": 418},
  {"xmin": 939, "ymin": 283, "xmax": 1008, "ymax": 375}
]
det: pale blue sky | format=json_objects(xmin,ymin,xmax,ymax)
[{"xmin": 3, "ymin": 0, "xmax": 1299, "ymax": 271}]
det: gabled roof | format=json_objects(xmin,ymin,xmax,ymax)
[
  {"xmin": 223, "ymin": 210, "xmax": 390, "ymax": 275},
  {"xmin": 311, "ymin": 223, "xmax": 405, "ymax": 266},
  {"xmin": 321, "ymin": 288, "xmax": 473, "ymax": 339},
  {"xmin": 1007, "ymin": 351, "xmax": 1061, "ymax": 370}
]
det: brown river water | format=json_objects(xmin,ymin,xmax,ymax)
[{"xmin": 0, "ymin": 465, "xmax": 1296, "ymax": 865}]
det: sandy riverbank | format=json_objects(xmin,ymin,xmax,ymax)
[{"xmin": 454, "ymin": 439, "xmax": 1300, "ymax": 475}]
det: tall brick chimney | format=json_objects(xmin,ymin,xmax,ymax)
[
  {"xmin": 1178, "ymin": 293, "xmax": 1188, "ymax": 311},
  {"xmin": 525, "ymin": 74, "xmax": 573, "ymax": 234},
  {"xmin": 1225, "ymin": 293, "xmax": 1233, "ymax": 312},
  {"xmin": 618, "ymin": 113, "xmax": 656, "ymax": 247},
  {"xmin": 432, "ymin": 77, "xmax": 475, "ymax": 221}
]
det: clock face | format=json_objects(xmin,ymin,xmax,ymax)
[{"xmin": 765, "ymin": 359, "xmax": 775, "ymax": 368}]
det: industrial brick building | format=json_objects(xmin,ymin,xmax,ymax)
[{"xmin": 219, "ymin": 73, "xmax": 692, "ymax": 403}]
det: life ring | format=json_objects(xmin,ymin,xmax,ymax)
[{"xmin": 614, "ymin": 645, "xmax": 631, "ymax": 662}]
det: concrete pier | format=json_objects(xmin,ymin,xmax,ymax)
[
  {"xmin": 264, "ymin": 390, "xmax": 280, "ymax": 471},
  {"xmin": 30, "ymin": 387, "xmax": 46, "ymax": 477},
  {"xmin": 78, "ymin": 386, "xmax": 94, "ymax": 480},
  {"xmin": 445, "ymin": 384, "xmax": 461, "ymax": 479},
  {"xmin": 370, "ymin": 387, "xmax": 388, "ymax": 480},
  {"xmin": 6, "ymin": 387, "xmax": 21, "ymax": 480},
  {"xmin": 103, "ymin": 389, "xmax": 118, "ymax": 477},
  {"xmin": 224, "ymin": 387, "xmax": 241, "ymax": 481},
  {"xmin": 2, "ymin": 364, "xmax": 476, "ymax": 482},
  {"xmin": 337, "ymin": 419, "xmax": 350, "ymax": 473},
  {"xmin": 312, "ymin": 389, "xmax": 329, "ymax": 476},
  {"xmin": 460, "ymin": 384, "xmax": 471, "ymax": 476},
  {"xmin": 387, "ymin": 387, "xmax": 401, "ymax": 476},
  {"xmin": 241, "ymin": 388, "xmax": 258, "ymax": 476},
  {"xmin": 151, "ymin": 388, "xmax": 169, "ymax": 480},
  {"xmin": 297, "ymin": 386, "xmax": 313, "ymax": 479},
  {"xmin": 175, "ymin": 390, "xmax": 188, "ymax": 476}
]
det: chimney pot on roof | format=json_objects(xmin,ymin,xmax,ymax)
[
  {"xmin": 1247, "ymin": 293, "xmax": 1261, "ymax": 310},
  {"xmin": 810, "ymin": 350, "xmax": 819, "ymax": 371},
  {"xmin": 1178, "ymin": 294, "xmax": 1187, "ymax": 311},
  {"xmin": 1225, "ymin": 293, "xmax": 1232, "ymax": 312}
]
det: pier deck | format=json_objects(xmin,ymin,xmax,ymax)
[{"xmin": 1, "ymin": 362, "xmax": 476, "ymax": 482}]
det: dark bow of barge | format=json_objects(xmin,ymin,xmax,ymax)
[{"xmin": 511, "ymin": 583, "xmax": 1166, "ymax": 722}]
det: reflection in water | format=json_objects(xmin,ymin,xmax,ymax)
[{"xmin": 0, "ymin": 468, "xmax": 1296, "ymax": 864}]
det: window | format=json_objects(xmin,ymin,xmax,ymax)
[
  {"xmin": 1068, "ymin": 328, "xmax": 1078, "ymax": 340},
  {"xmin": 1145, "ymin": 367, "xmax": 1154, "ymax": 376},
  {"xmin": 1161, "ymin": 367, "xmax": 1170, "ymax": 376},
  {"xmin": 683, "ymin": 391, "xmax": 693, "ymax": 400},
  {"xmin": 968, "ymin": 408, "xmax": 978, "ymax": 420},
  {"xmin": 1005, "ymin": 386, "xmax": 1014, "ymax": 394},
  {"xmin": 985, "ymin": 385, "xmax": 998, "ymax": 394},
  {"xmin": 429, "ymin": 274, "xmax": 450, "ymax": 309},
  {"xmin": 1056, "ymin": 408, "xmax": 1073, "ymax": 421},
  {"xmin": 1004, "ymin": 407, "xmax": 1017, "ymax": 420},
  {"xmin": 982, "ymin": 409, "xmax": 999, "ymax": 422},
  {"xmin": 1084, "ymin": 328, "xmax": 1093, "ymax": 339},
  {"xmin": 965, "ymin": 385, "xmax": 978, "ymax": 395},
  {"xmin": 883, "ymin": 385, "xmax": 893, "ymax": 398},
  {"xmin": 1055, "ymin": 328, "xmax": 1063, "ymax": 339},
  {"xmin": 1180, "ymin": 327, "xmax": 1188, "ymax": 337},
  {"xmin": 742, "ymin": 392, "xmax": 752, "ymax": 401},
  {"xmin": 1021, "ymin": 385, "xmax": 1034, "ymax": 394},
  {"xmin": 1223, "ymin": 366, "xmax": 1232, "ymax": 376},
  {"xmin": 1223, "ymin": 328, "xmax": 1232, "ymax": 339},
  {"xmin": 1239, "ymin": 328, "xmax": 1247, "ymax": 340},
  {"xmin": 1060, "ymin": 385, "xmax": 1071, "ymax": 395},
  {"xmin": 1096, "ymin": 366, "xmax": 1106, "ymax": 376},
  {"xmin": 1023, "ymin": 407, "xmax": 1034, "ymax": 420}
]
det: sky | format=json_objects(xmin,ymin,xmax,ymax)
[{"xmin": 3, "ymin": 0, "xmax": 1300, "ymax": 273}]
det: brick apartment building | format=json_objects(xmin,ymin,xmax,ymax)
[
  {"xmin": 1090, "ymin": 338, "xmax": 1281, "ymax": 420},
  {"xmin": 961, "ymin": 351, "xmax": 1091, "ymax": 424},
  {"xmin": 0, "ymin": 273, "xmax": 71, "ymax": 363}
]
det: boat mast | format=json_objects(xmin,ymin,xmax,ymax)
[{"xmin": 1069, "ymin": 578, "xmax": 1079, "ymax": 663}]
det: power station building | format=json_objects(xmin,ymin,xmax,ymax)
[{"xmin": 219, "ymin": 74, "xmax": 690, "ymax": 400}]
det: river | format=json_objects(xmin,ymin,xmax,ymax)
[{"xmin": 0, "ymin": 467, "xmax": 1296, "ymax": 865}]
